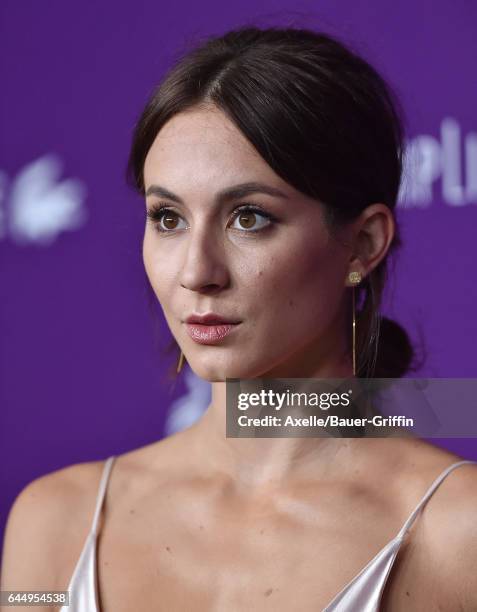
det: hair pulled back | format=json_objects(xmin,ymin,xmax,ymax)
[{"xmin": 127, "ymin": 26, "xmax": 421, "ymax": 378}]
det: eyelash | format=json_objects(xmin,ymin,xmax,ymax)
[{"xmin": 146, "ymin": 203, "xmax": 277, "ymax": 234}]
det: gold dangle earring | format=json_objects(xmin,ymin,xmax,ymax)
[
  {"xmin": 176, "ymin": 350, "xmax": 185, "ymax": 374},
  {"xmin": 348, "ymin": 271, "xmax": 362, "ymax": 376}
]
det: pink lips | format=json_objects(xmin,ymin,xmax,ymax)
[
  {"xmin": 185, "ymin": 323, "xmax": 238, "ymax": 344},
  {"xmin": 184, "ymin": 312, "xmax": 241, "ymax": 345}
]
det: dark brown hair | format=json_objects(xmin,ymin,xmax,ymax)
[{"xmin": 127, "ymin": 26, "xmax": 423, "ymax": 378}]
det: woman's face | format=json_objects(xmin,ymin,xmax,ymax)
[{"xmin": 143, "ymin": 105, "xmax": 353, "ymax": 381}]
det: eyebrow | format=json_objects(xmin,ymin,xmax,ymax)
[{"xmin": 145, "ymin": 182, "xmax": 290, "ymax": 204}]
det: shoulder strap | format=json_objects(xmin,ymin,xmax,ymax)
[
  {"xmin": 90, "ymin": 455, "xmax": 116, "ymax": 535},
  {"xmin": 397, "ymin": 459, "xmax": 477, "ymax": 539}
]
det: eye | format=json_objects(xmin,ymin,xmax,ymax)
[
  {"xmin": 146, "ymin": 205, "xmax": 187, "ymax": 232},
  {"xmin": 228, "ymin": 205, "xmax": 274, "ymax": 232},
  {"xmin": 145, "ymin": 203, "xmax": 276, "ymax": 234}
]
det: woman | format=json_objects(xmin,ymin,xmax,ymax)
[{"xmin": 2, "ymin": 26, "xmax": 477, "ymax": 612}]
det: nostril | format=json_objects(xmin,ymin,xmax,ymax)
[{"xmin": 203, "ymin": 284, "xmax": 222, "ymax": 292}]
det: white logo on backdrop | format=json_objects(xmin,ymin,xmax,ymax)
[
  {"xmin": 399, "ymin": 118, "xmax": 477, "ymax": 207},
  {"xmin": 164, "ymin": 367, "xmax": 211, "ymax": 434},
  {"xmin": 0, "ymin": 154, "xmax": 87, "ymax": 245},
  {"xmin": 0, "ymin": 170, "xmax": 7, "ymax": 240}
]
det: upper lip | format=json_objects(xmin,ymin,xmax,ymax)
[{"xmin": 185, "ymin": 312, "xmax": 241, "ymax": 325}]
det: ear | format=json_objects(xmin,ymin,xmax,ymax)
[{"xmin": 345, "ymin": 203, "xmax": 395, "ymax": 286}]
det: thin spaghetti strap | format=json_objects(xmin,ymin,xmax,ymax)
[
  {"xmin": 397, "ymin": 459, "xmax": 477, "ymax": 539},
  {"xmin": 90, "ymin": 456, "xmax": 116, "ymax": 535}
]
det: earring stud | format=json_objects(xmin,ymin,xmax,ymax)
[{"xmin": 348, "ymin": 271, "xmax": 362, "ymax": 285}]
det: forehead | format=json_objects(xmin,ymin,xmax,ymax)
[{"xmin": 143, "ymin": 106, "xmax": 283, "ymax": 192}]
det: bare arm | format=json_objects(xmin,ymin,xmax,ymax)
[
  {"xmin": 434, "ymin": 463, "xmax": 477, "ymax": 611},
  {"xmin": 457, "ymin": 480, "xmax": 477, "ymax": 611},
  {"xmin": 0, "ymin": 461, "xmax": 104, "ymax": 611}
]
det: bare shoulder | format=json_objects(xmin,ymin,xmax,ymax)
[
  {"xmin": 0, "ymin": 458, "xmax": 107, "ymax": 592},
  {"xmin": 395, "ymin": 439, "xmax": 477, "ymax": 527},
  {"xmin": 427, "ymin": 456, "xmax": 477, "ymax": 609},
  {"xmin": 396, "ymin": 440, "xmax": 477, "ymax": 609}
]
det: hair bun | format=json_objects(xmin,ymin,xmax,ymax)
[{"xmin": 372, "ymin": 315, "xmax": 422, "ymax": 378}]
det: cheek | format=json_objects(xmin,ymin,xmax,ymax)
[
  {"xmin": 252, "ymin": 238, "xmax": 345, "ymax": 335},
  {"xmin": 142, "ymin": 234, "xmax": 176, "ymax": 304}
]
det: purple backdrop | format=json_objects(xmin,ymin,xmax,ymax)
[{"xmin": 1, "ymin": 1, "xmax": 476, "ymax": 557}]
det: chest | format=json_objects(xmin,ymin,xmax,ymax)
[
  {"xmin": 90, "ymin": 481, "xmax": 459, "ymax": 612},
  {"xmin": 94, "ymin": 504, "xmax": 417, "ymax": 611}
]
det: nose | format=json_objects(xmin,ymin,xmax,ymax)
[{"xmin": 179, "ymin": 223, "xmax": 230, "ymax": 293}]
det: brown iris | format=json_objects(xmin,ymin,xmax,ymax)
[
  {"xmin": 237, "ymin": 211, "xmax": 256, "ymax": 229},
  {"xmin": 162, "ymin": 211, "xmax": 179, "ymax": 230}
]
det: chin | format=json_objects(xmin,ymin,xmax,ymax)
[{"xmin": 188, "ymin": 359, "xmax": 261, "ymax": 382}]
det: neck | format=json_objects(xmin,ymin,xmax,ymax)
[{"xmin": 189, "ymin": 345, "xmax": 372, "ymax": 493}]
